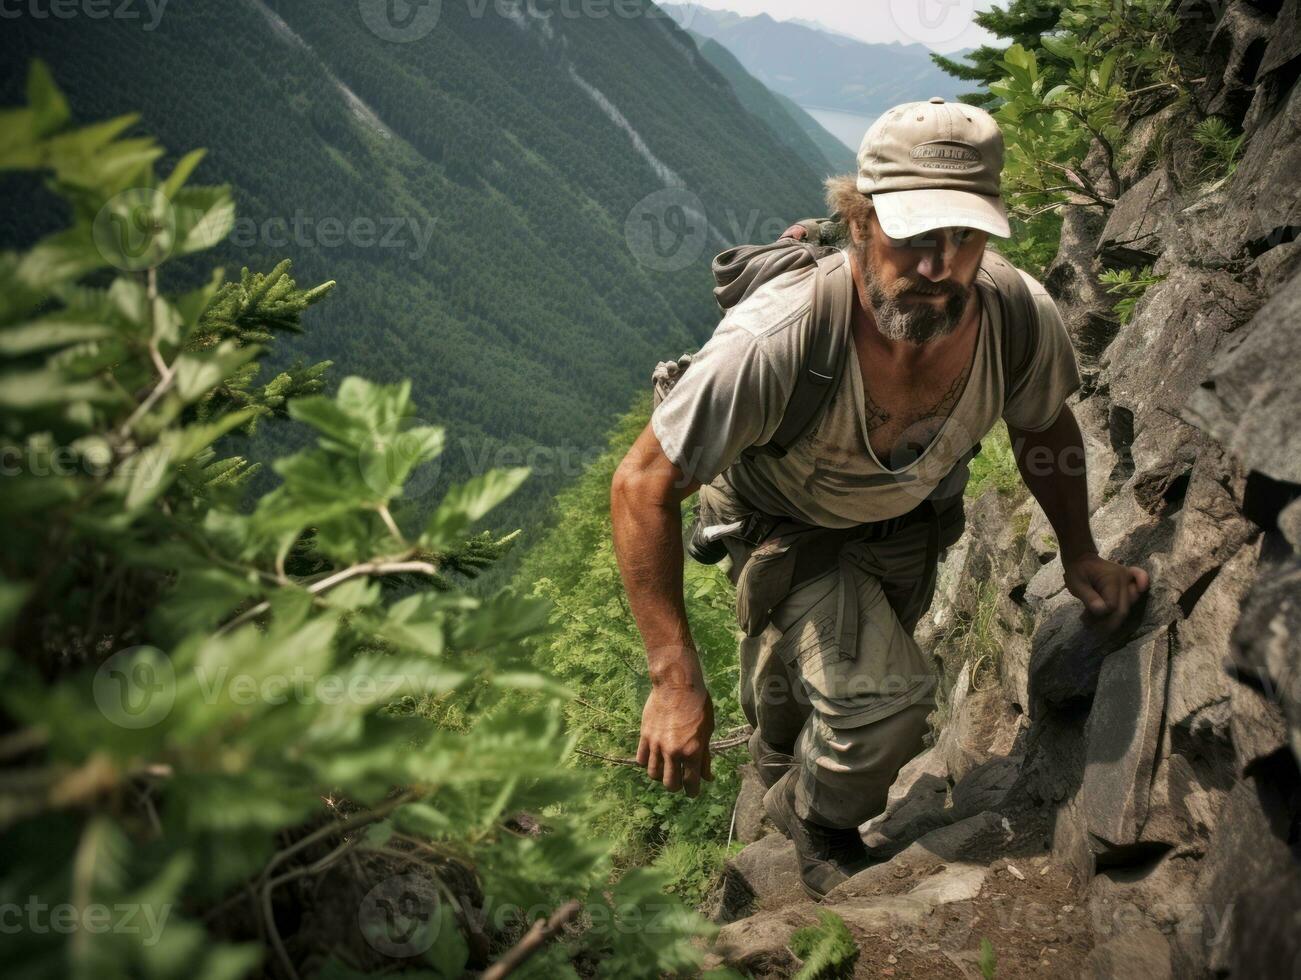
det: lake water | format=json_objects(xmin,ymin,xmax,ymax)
[{"xmin": 801, "ymin": 106, "xmax": 874, "ymax": 152}]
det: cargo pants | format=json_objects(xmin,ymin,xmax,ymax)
[{"xmin": 702, "ymin": 482, "xmax": 966, "ymax": 830}]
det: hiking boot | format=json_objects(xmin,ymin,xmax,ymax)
[
  {"xmin": 748, "ymin": 730, "xmax": 795, "ymax": 790},
  {"xmin": 763, "ymin": 771, "xmax": 873, "ymax": 900}
]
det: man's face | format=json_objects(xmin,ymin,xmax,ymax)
[{"xmin": 850, "ymin": 209, "xmax": 989, "ymax": 345}]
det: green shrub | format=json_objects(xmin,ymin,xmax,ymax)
[
  {"xmin": 789, "ymin": 910, "xmax": 858, "ymax": 979},
  {"xmin": 960, "ymin": 0, "xmax": 1194, "ymax": 276},
  {"xmin": 0, "ymin": 63, "xmax": 706, "ymax": 978},
  {"xmin": 1099, "ymin": 265, "xmax": 1166, "ymax": 325},
  {"xmin": 966, "ymin": 422, "xmax": 1022, "ymax": 500},
  {"xmin": 1191, "ymin": 116, "xmax": 1247, "ymax": 188},
  {"xmin": 513, "ymin": 397, "xmax": 748, "ymax": 895}
]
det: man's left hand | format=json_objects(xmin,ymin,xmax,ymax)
[{"xmin": 1063, "ymin": 552, "xmax": 1150, "ymax": 631}]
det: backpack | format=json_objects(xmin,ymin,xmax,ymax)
[{"xmin": 651, "ymin": 216, "xmax": 1042, "ymax": 463}]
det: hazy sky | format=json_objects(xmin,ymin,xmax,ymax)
[{"xmin": 684, "ymin": 0, "xmax": 1005, "ymax": 54}]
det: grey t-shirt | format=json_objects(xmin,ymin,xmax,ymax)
[{"xmin": 651, "ymin": 251, "xmax": 1082, "ymax": 527}]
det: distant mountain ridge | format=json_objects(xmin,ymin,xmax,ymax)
[
  {"xmin": 0, "ymin": 0, "xmax": 826, "ymax": 550},
  {"xmin": 663, "ymin": 4, "xmax": 972, "ymax": 119},
  {"xmin": 685, "ymin": 32, "xmax": 857, "ymax": 175}
]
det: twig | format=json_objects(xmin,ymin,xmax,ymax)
[
  {"xmin": 1125, "ymin": 77, "xmax": 1203, "ymax": 100},
  {"xmin": 480, "ymin": 899, "xmax": 582, "ymax": 980},
  {"xmin": 571, "ymin": 696, "xmax": 620, "ymax": 719},
  {"xmin": 0, "ymin": 727, "xmax": 48, "ymax": 760},
  {"xmin": 206, "ymin": 791, "xmax": 420, "ymax": 927},
  {"xmin": 118, "ymin": 271, "xmax": 176, "ymax": 442},
  {"xmin": 262, "ymin": 836, "xmax": 362, "ymax": 980},
  {"xmin": 215, "ymin": 559, "xmax": 440, "ymax": 636},
  {"xmin": 376, "ymin": 504, "xmax": 405, "ymax": 546},
  {"xmin": 258, "ymin": 790, "xmax": 418, "ymax": 886}
]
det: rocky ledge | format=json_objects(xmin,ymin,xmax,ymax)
[{"xmin": 703, "ymin": 2, "xmax": 1301, "ymax": 975}]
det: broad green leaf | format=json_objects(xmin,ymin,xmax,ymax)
[
  {"xmin": 988, "ymin": 81, "xmax": 1015, "ymax": 102},
  {"xmin": 168, "ymin": 408, "xmax": 260, "ymax": 462},
  {"xmin": 1038, "ymin": 34, "xmax": 1076, "ymax": 63},
  {"xmin": 20, "ymin": 225, "xmax": 114, "ymax": 284},
  {"xmin": 1043, "ymin": 83, "xmax": 1071, "ymax": 104},
  {"xmin": 422, "ymin": 467, "xmax": 530, "ymax": 549},
  {"xmin": 424, "ymin": 902, "xmax": 470, "ymax": 978},
  {"xmin": 356, "ymin": 423, "xmax": 445, "ymax": 501},
  {"xmin": 378, "ymin": 594, "xmax": 448, "ymax": 655},
  {"xmin": 172, "ymin": 185, "xmax": 236, "ymax": 257},
  {"xmin": 286, "ymin": 395, "xmax": 363, "ymax": 447},
  {"xmin": 118, "ymin": 442, "xmax": 176, "ymax": 511},
  {"xmin": 319, "ymin": 578, "xmax": 380, "ymax": 611},
  {"xmin": 0, "ymin": 318, "xmax": 115, "ymax": 356},
  {"xmin": 26, "ymin": 60, "xmax": 69, "ymax": 137},
  {"xmin": 1097, "ymin": 48, "xmax": 1120, "ymax": 90},
  {"xmin": 162, "ymin": 148, "xmax": 207, "ymax": 200},
  {"xmin": 0, "ymin": 369, "xmax": 115, "ymax": 408}
]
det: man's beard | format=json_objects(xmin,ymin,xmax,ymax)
[{"xmin": 856, "ymin": 243, "xmax": 972, "ymax": 344}]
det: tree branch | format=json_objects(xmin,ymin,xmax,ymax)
[
  {"xmin": 481, "ymin": 900, "xmax": 582, "ymax": 980},
  {"xmin": 215, "ymin": 558, "xmax": 440, "ymax": 636}
]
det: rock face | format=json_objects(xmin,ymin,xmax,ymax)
[
  {"xmin": 1081, "ymin": 629, "xmax": 1170, "ymax": 851},
  {"xmin": 1081, "ymin": 928, "xmax": 1174, "ymax": 980},
  {"xmin": 1185, "ymin": 270, "xmax": 1301, "ymax": 485},
  {"xmin": 705, "ymin": 9, "xmax": 1301, "ymax": 974}
]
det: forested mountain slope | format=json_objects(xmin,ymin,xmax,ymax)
[
  {"xmin": 0, "ymin": 0, "xmax": 825, "ymax": 541},
  {"xmin": 686, "ymin": 33, "xmax": 857, "ymax": 174}
]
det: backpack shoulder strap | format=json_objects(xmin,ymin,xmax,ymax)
[
  {"xmin": 743, "ymin": 252, "xmax": 853, "ymax": 461},
  {"xmin": 977, "ymin": 248, "xmax": 1040, "ymax": 405}
]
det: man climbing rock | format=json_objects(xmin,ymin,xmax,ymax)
[{"xmin": 610, "ymin": 97, "xmax": 1150, "ymax": 899}]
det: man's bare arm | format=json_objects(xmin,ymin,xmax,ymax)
[
  {"xmin": 1008, "ymin": 405, "xmax": 1149, "ymax": 630},
  {"xmin": 610, "ymin": 422, "xmax": 714, "ymax": 797}
]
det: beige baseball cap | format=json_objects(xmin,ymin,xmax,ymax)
[{"xmin": 857, "ymin": 96, "xmax": 1011, "ymax": 240}]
